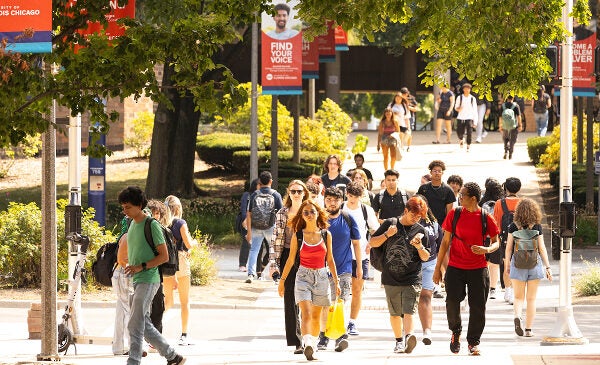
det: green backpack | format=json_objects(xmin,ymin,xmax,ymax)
[
  {"xmin": 501, "ymin": 103, "xmax": 518, "ymax": 131},
  {"xmin": 512, "ymin": 228, "xmax": 540, "ymax": 269}
]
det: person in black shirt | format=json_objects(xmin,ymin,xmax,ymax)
[
  {"xmin": 416, "ymin": 160, "xmax": 455, "ymax": 224},
  {"xmin": 321, "ymin": 154, "xmax": 351, "ymax": 190},
  {"xmin": 371, "ymin": 169, "xmax": 408, "ymax": 223},
  {"xmin": 346, "ymin": 153, "xmax": 373, "ymax": 191}
]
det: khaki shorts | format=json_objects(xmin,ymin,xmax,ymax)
[
  {"xmin": 384, "ymin": 284, "xmax": 421, "ymax": 317},
  {"xmin": 176, "ymin": 252, "xmax": 191, "ymax": 278}
]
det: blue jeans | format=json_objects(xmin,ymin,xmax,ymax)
[
  {"xmin": 127, "ymin": 282, "xmax": 176, "ymax": 365},
  {"xmin": 247, "ymin": 227, "xmax": 274, "ymax": 276},
  {"xmin": 534, "ymin": 111, "xmax": 548, "ymax": 136},
  {"xmin": 112, "ymin": 267, "xmax": 132, "ymax": 355}
]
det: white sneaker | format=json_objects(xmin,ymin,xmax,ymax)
[
  {"xmin": 482, "ymin": 130, "xmax": 488, "ymax": 138},
  {"xmin": 178, "ymin": 334, "xmax": 190, "ymax": 346},
  {"xmin": 505, "ymin": 287, "xmax": 514, "ymax": 304},
  {"xmin": 489, "ymin": 288, "xmax": 497, "ymax": 299}
]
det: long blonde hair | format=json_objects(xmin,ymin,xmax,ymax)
[{"xmin": 164, "ymin": 195, "xmax": 183, "ymax": 221}]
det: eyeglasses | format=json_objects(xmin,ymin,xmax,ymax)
[
  {"xmin": 458, "ymin": 193, "xmax": 470, "ymax": 199},
  {"xmin": 289, "ymin": 189, "xmax": 304, "ymax": 195},
  {"xmin": 431, "ymin": 169, "xmax": 443, "ymax": 174},
  {"xmin": 303, "ymin": 210, "xmax": 317, "ymax": 217}
]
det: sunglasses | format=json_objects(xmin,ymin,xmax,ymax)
[
  {"xmin": 289, "ymin": 189, "xmax": 304, "ymax": 195},
  {"xmin": 303, "ymin": 210, "xmax": 317, "ymax": 217}
]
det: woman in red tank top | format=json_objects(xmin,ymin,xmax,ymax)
[{"xmin": 278, "ymin": 200, "xmax": 339, "ymax": 361}]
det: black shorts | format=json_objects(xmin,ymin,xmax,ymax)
[
  {"xmin": 352, "ymin": 259, "xmax": 370, "ymax": 280},
  {"xmin": 485, "ymin": 238, "xmax": 504, "ymax": 264},
  {"xmin": 437, "ymin": 108, "xmax": 452, "ymax": 120},
  {"xmin": 400, "ymin": 126, "xmax": 408, "ymax": 133}
]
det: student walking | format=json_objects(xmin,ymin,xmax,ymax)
[
  {"xmin": 377, "ymin": 108, "xmax": 401, "ymax": 171},
  {"xmin": 505, "ymin": 198, "xmax": 553, "ymax": 337},
  {"xmin": 270, "ymin": 180, "xmax": 310, "ymax": 354},
  {"xmin": 433, "ymin": 182, "xmax": 500, "ymax": 356},
  {"xmin": 454, "ymin": 83, "xmax": 478, "ymax": 151},
  {"xmin": 499, "ymin": 95, "xmax": 522, "ymax": 160},
  {"xmin": 434, "ymin": 84, "xmax": 455, "ymax": 144},
  {"xmin": 369, "ymin": 196, "xmax": 430, "ymax": 354},
  {"xmin": 277, "ymin": 200, "xmax": 340, "ymax": 361},
  {"xmin": 119, "ymin": 186, "xmax": 185, "ymax": 365}
]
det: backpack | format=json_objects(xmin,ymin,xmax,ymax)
[
  {"xmin": 144, "ymin": 217, "xmax": 179, "ymax": 277},
  {"xmin": 250, "ymin": 189, "xmax": 277, "ymax": 229},
  {"xmin": 512, "ymin": 227, "xmax": 540, "ymax": 269},
  {"xmin": 481, "ymin": 200, "xmax": 496, "ymax": 216},
  {"xmin": 342, "ymin": 202, "xmax": 371, "ymax": 239},
  {"xmin": 533, "ymin": 96, "xmax": 548, "ymax": 113},
  {"xmin": 501, "ymin": 103, "xmax": 518, "ymax": 131},
  {"xmin": 369, "ymin": 217, "xmax": 398, "ymax": 271},
  {"xmin": 450, "ymin": 207, "xmax": 488, "ymax": 244},
  {"xmin": 499, "ymin": 199, "xmax": 516, "ymax": 245},
  {"xmin": 91, "ymin": 239, "xmax": 120, "ymax": 287}
]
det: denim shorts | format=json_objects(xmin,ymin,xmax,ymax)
[
  {"xmin": 384, "ymin": 284, "xmax": 421, "ymax": 317},
  {"xmin": 329, "ymin": 272, "xmax": 352, "ymax": 302},
  {"xmin": 509, "ymin": 255, "xmax": 545, "ymax": 282},
  {"xmin": 421, "ymin": 258, "xmax": 437, "ymax": 291},
  {"xmin": 352, "ymin": 259, "xmax": 370, "ymax": 280},
  {"xmin": 294, "ymin": 266, "xmax": 331, "ymax": 307}
]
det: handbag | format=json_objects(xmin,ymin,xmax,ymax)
[
  {"xmin": 389, "ymin": 132, "xmax": 403, "ymax": 161},
  {"xmin": 325, "ymin": 298, "xmax": 346, "ymax": 339}
]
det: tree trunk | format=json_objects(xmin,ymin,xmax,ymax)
[{"xmin": 146, "ymin": 63, "xmax": 200, "ymax": 199}]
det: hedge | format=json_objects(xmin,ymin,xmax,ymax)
[
  {"xmin": 232, "ymin": 150, "xmax": 328, "ymax": 174},
  {"xmin": 527, "ymin": 136, "xmax": 550, "ymax": 165},
  {"xmin": 196, "ymin": 132, "xmax": 265, "ymax": 169}
]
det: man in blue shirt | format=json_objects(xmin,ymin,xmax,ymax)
[{"xmin": 317, "ymin": 186, "xmax": 361, "ymax": 353}]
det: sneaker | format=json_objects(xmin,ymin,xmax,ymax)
[
  {"xmin": 433, "ymin": 289, "xmax": 444, "ymax": 299},
  {"xmin": 404, "ymin": 334, "xmax": 417, "ymax": 354},
  {"xmin": 524, "ymin": 329, "xmax": 533, "ymax": 337},
  {"xmin": 466, "ymin": 145, "xmax": 470, "ymax": 152},
  {"xmin": 393, "ymin": 340, "xmax": 404, "ymax": 353},
  {"xmin": 507, "ymin": 287, "xmax": 514, "ymax": 305},
  {"xmin": 459, "ymin": 139, "xmax": 464, "ymax": 147},
  {"xmin": 317, "ymin": 335, "xmax": 329, "ymax": 351},
  {"xmin": 304, "ymin": 345, "xmax": 316, "ymax": 361},
  {"xmin": 334, "ymin": 335, "xmax": 348, "ymax": 352},
  {"xmin": 489, "ymin": 288, "xmax": 497, "ymax": 299},
  {"xmin": 422, "ymin": 330, "xmax": 432, "ymax": 345},
  {"xmin": 347, "ymin": 322, "xmax": 359, "ymax": 336},
  {"xmin": 509, "ymin": 153, "xmax": 513, "ymax": 160},
  {"xmin": 483, "ymin": 130, "xmax": 488, "ymax": 138},
  {"xmin": 245, "ymin": 274, "xmax": 255, "ymax": 284},
  {"xmin": 166, "ymin": 354, "xmax": 186, "ymax": 365},
  {"xmin": 468, "ymin": 344, "xmax": 480, "ymax": 356},
  {"xmin": 514, "ymin": 318, "xmax": 524, "ymax": 336},
  {"xmin": 294, "ymin": 346, "xmax": 304, "ymax": 354},
  {"xmin": 177, "ymin": 334, "xmax": 189, "ymax": 346},
  {"xmin": 238, "ymin": 266, "xmax": 247, "ymax": 272},
  {"xmin": 450, "ymin": 332, "xmax": 461, "ymax": 354}
]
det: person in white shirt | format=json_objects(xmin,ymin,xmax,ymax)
[
  {"xmin": 454, "ymin": 83, "xmax": 478, "ymax": 151},
  {"xmin": 343, "ymin": 182, "xmax": 380, "ymax": 336}
]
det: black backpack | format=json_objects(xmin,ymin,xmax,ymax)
[
  {"xmin": 250, "ymin": 189, "xmax": 277, "ymax": 229},
  {"xmin": 144, "ymin": 217, "xmax": 179, "ymax": 278},
  {"xmin": 91, "ymin": 239, "xmax": 120, "ymax": 287},
  {"xmin": 499, "ymin": 199, "xmax": 516, "ymax": 245},
  {"xmin": 450, "ymin": 207, "xmax": 488, "ymax": 244},
  {"xmin": 370, "ymin": 217, "xmax": 398, "ymax": 272}
]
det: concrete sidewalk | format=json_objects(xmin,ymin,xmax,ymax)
[{"xmin": 1, "ymin": 129, "xmax": 599, "ymax": 364}]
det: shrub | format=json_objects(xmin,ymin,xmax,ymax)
[
  {"xmin": 574, "ymin": 259, "xmax": 600, "ymax": 296},
  {"xmin": 189, "ymin": 230, "xmax": 217, "ymax": 286},
  {"xmin": 351, "ymin": 134, "xmax": 369, "ymax": 154},
  {"xmin": 231, "ymin": 150, "xmax": 327, "ymax": 174},
  {"xmin": 124, "ymin": 112, "xmax": 154, "ymax": 158},
  {"xmin": 573, "ymin": 216, "xmax": 598, "ymax": 247},
  {"xmin": 0, "ymin": 200, "xmax": 114, "ymax": 288},
  {"xmin": 315, "ymin": 98, "xmax": 353, "ymax": 151},
  {"xmin": 527, "ymin": 136, "xmax": 550, "ymax": 165},
  {"xmin": 540, "ymin": 121, "xmax": 599, "ymax": 171},
  {"xmin": 185, "ymin": 198, "xmax": 239, "ymax": 238},
  {"xmin": 196, "ymin": 132, "xmax": 264, "ymax": 169}
]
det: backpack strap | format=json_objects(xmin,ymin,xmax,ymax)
[
  {"xmin": 501, "ymin": 198, "xmax": 509, "ymax": 215},
  {"xmin": 144, "ymin": 217, "xmax": 159, "ymax": 256},
  {"xmin": 451, "ymin": 207, "xmax": 462, "ymax": 241},
  {"xmin": 340, "ymin": 210, "xmax": 353, "ymax": 229},
  {"xmin": 480, "ymin": 208, "xmax": 488, "ymax": 245}
]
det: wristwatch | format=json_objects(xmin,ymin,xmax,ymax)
[{"xmin": 141, "ymin": 262, "xmax": 147, "ymax": 271}]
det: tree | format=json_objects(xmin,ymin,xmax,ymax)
[{"xmin": 0, "ymin": 0, "xmax": 590, "ymax": 197}]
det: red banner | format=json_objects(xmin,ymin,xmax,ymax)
[
  {"xmin": 261, "ymin": 1, "xmax": 302, "ymax": 95},
  {"xmin": 572, "ymin": 25, "xmax": 596, "ymax": 95},
  {"xmin": 316, "ymin": 21, "xmax": 335, "ymax": 63},
  {"xmin": 334, "ymin": 26, "xmax": 349, "ymax": 51},
  {"xmin": 302, "ymin": 37, "xmax": 319, "ymax": 79},
  {"xmin": 0, "ymin": 0, "xmax": 52, "ymax": 53}
]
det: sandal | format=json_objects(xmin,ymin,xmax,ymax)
[{"xmin": 432, "ymin": 141, "xmax": 440, "ymax": 144}]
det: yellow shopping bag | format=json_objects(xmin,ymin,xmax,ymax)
[{"xmin": 325, "ymin": 298, "xmax": 345, "ymax": 339}]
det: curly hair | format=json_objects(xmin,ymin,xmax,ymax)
[
  {"xmin": 345, "ymin": 181, "xmax": 364, "ymax": 197},
  {"xmin": 288, "ymin": 200, "xmax": 329, "ymax": 232},
  {"xmin": 147, "ymin": 199, "xmax": 171, "ymax": 227},
  {"xmin": 480, "ymin": 177, "xmax": 505, "ymax": 206},
  {"xmin": 463, "ymin": 182, "xmax": 482, "ymax": 203},
  {"xmin": 513, "ymin": 198, "xmax": 542, "ymax": 228},
  {"xmin": 428, "ymin": 160, "xmax": 446, "ymax": 171},
  {"xmin": 323, "ymin": 154, "xmax": 343, "ymax": 174}
]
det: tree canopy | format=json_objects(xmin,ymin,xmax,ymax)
[{"xmin": 0, "ymin": 0, "xmax": 591, "ymax": 148}]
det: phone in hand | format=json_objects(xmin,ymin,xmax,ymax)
[{"xmin": 415, "ymin": 233, "xmax": 424, "ymax": 240}]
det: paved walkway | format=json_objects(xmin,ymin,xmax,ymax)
[{"xmin": 1, "ymin": 130, "xmax": 599, "ymax": 364}]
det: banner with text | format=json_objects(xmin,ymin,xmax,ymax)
[
  {"xmin": 302, "ymin": 36, "xmax": 319, "ymax": 79},
  {"xmin": 261, "ymin": 1, "xmax": 302, "ymax": 95},
  {"xmin": 572, "ymin": 22, "xmax": 596, "ymax": 96},
  {"xmin": 0, "ymin": 0, "xmax": 52, "ymax": 54},
  {"xmin": 317, "ymin": 21, "xmax": 336, "ymax": 63},
  {"xmin": 335, "ymin": 26, "xmax": 349, "ymax": 51}
]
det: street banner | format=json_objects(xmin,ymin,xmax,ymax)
[
  {"xmin": 572, "ymin": 21, "xmax": 596, "ymax": 96},
  {"xmin": 317, "ymin": 21, "xmax": 336, "ymax": 63},
  {"xmin": 0, "ymin": 0, "xmax": 52, "ymax": 54},
  {"xmin": 261, "ymin": 1, "xmax": 302, "ymax": 95},
  {"xmin": 302, "ymin": 36, "xmax": 319, "ymax": 79},
  {"xmin": 334, "ymin": 25, "xmax": 349, "ymax": 51}
]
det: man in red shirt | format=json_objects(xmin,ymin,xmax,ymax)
[{"xmin": 433, "ymin": 182, "xmax": 500, "ymax": 356}]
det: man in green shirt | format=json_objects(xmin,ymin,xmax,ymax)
[{"xmin": 119, "ymin": 186, "xmax": 185, "ymax": 365}]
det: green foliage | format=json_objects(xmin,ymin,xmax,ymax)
[
  {"xmin": 0, "ymin": 134, "xmax": 42, "ymax": 178},
  {"xmin": 315, "ymin": 98, "xmax": 353, "ymax": 151},
  {"xmin": 416, "ymin": 94, "xmax": 434, "ymax": 127},
  {"xmin": 574, "ymin": 259, "xmax": 600, "ymax": 296},
  {"xmin": 540, "ymin": 121, "xmax": 600, "ymax": 171},
  {"xmin": 339, "ymin": 93, "xmax": 375, "ymax": 121},
  {"xmin": 189, "ymin": 230, "xmax": 217, "ymax": 286},
  {"xmin": 217, "ymin": 83, "xmax": 294, "ymax": 150},
  {"xmin": 0, "ymin": 200, "xmax": 114, "ymax": 288},
  {"xmin": 196, "ymin": 132, "xmax": 264, "ymax": 169},
  {"xmin": 124, "ymin": 112, "xmax": 154, "ymax": 158},
  {"xmin": 231, "ymin": 150, "xmax": 327, "ymax": 174},
  {"xmin": 352, "ymin": 134, "xmax": 369, "ymax": 154},
  {"xmin": 185, "ymin": 198, "xmax": 239, "ymax": 238},
  {"xmin": 526, "ymin": 136, "xmax": 551, "ymax": 166},
  {"xmin": 573, "ymin": 216, "xmax": 598, "ymax": 248}
]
